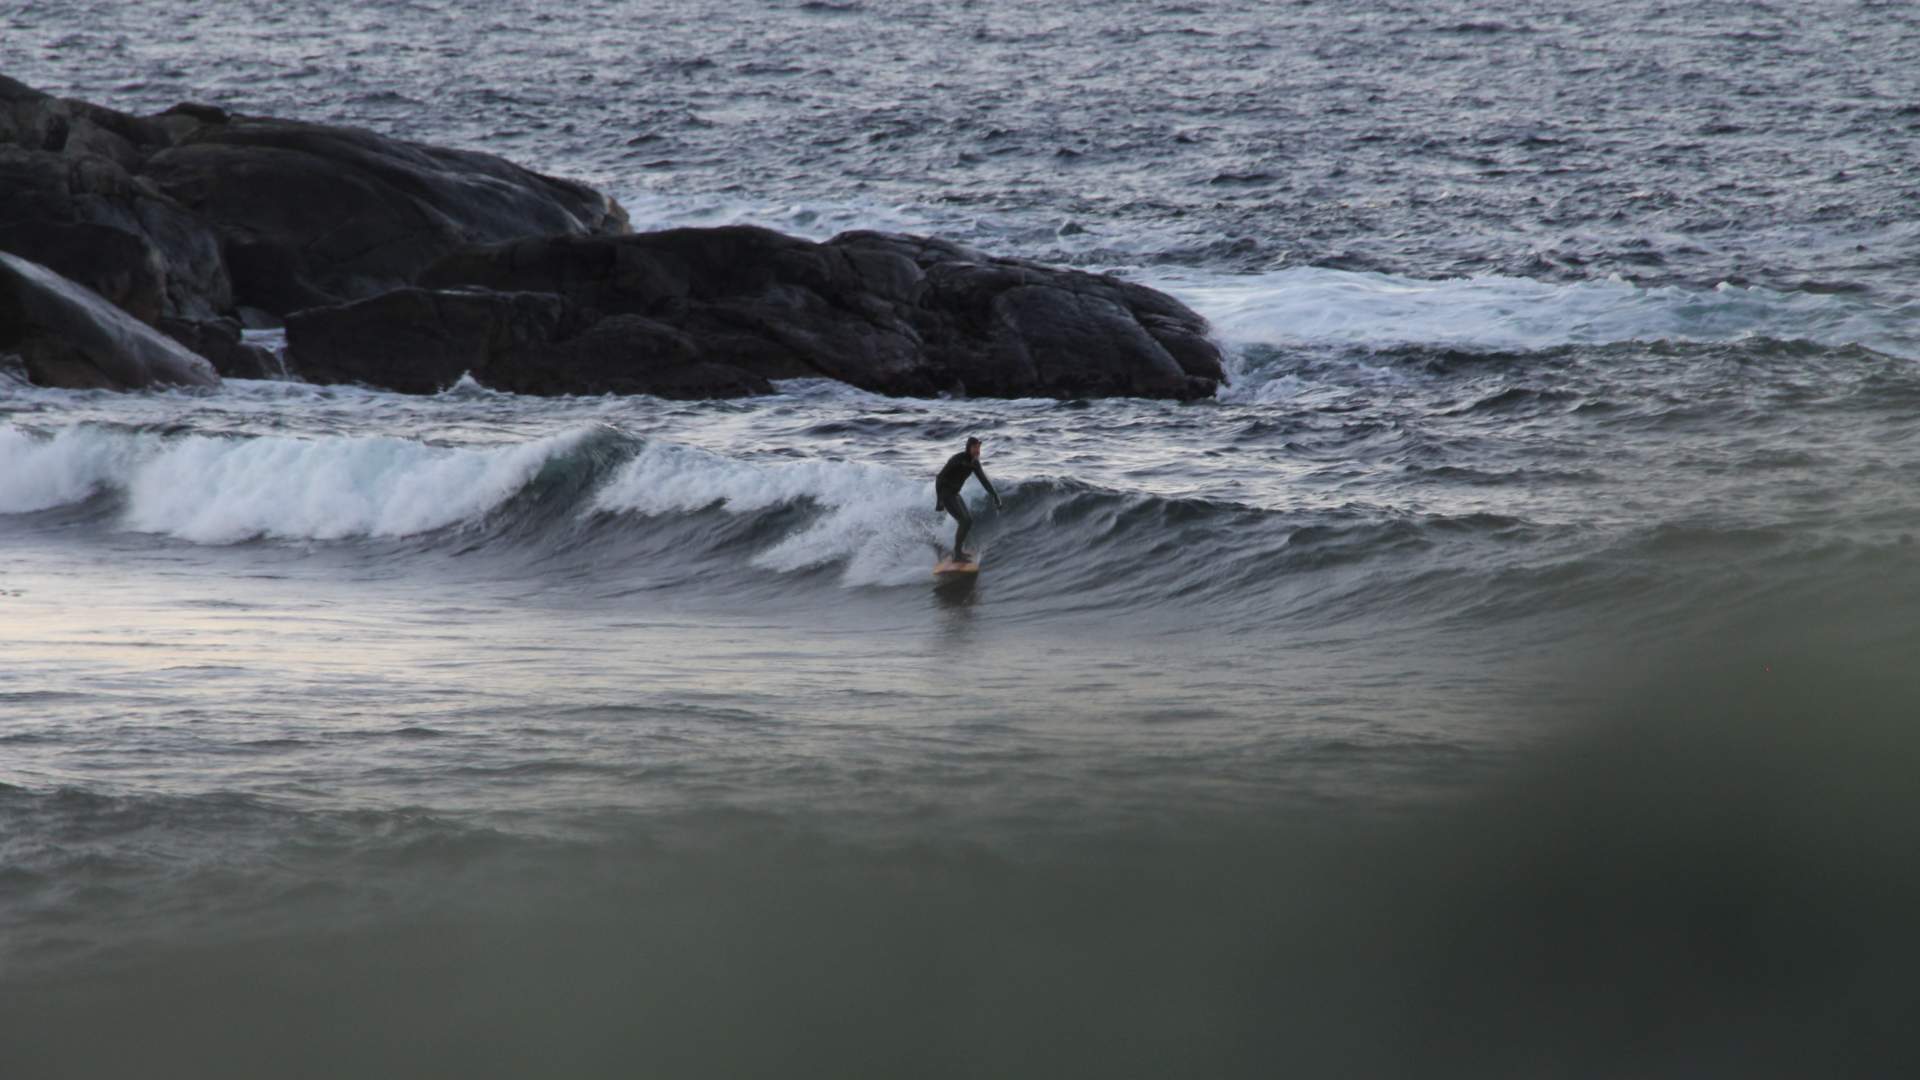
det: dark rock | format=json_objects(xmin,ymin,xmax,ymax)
[
  {"xmin": 143, "ymin": 117, "xmax": 628, "ymax": 316},
  {"xmin": 0, "ymin": 74, "xmax": 629, "ymax": 331},
  {"xmin": 0, "ymin": 77, "xmax": 1220, "ymax": 402},
  {"xmin": 531, "ymin": 315, "xmax": 775, "ymax": 398},
  {"xmin": 0, "ymin": 250, "xmax": 219, "ymax": 390},
  {"xmin": 284, "ymin": 287, "xmax": 771, "ymax": 399},
  {"xmin": 0, "ymin": 214, "xmax": 170, "ymax": 324},
  {"xmin": 161, "ymin": 102, "xmax": 230, "ymax": 126},
  {"xmin": 155, "ymin": 316, "xmax": 281, "ymax": 380},
  {"xmin": 1, "ymin": 76, "xmax": 231, "ymax": 322},
  {"xmin": 287, "ymin": 288, "xmax": 574, "ymax": 395},
  {"xmin": 409, "ymin": 225, "xmax": 1224, "ymax": 399}
]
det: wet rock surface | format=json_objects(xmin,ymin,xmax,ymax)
[
  {"xmin": 285, "ymin": 286, "xmax": 772, "ymax": 399},
  {"xmin": 320, "ymin": 226, "xmax": 1224, "ymax": 399},
  {"xmin": 141, "ymin": 118, "xmax": 627, "ymax": 317},
  {"xmin": 155, "ymin": 316, "xmax": 280, "ymax": 381},
  {"xmin": 0, "ymin": 250, "xmax": 218, "ymax": 390},
  {"xmin": 0, "ymin": 74, "xmax": 626, "ymax": 327},
  {"xmin": 4, "ymin": 74, "xmax": 1220, "ymax": 400}
]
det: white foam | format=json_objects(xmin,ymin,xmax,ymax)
[
  {"xmin": 764, "ymin": 377, "xmax": 896, "ymax": 404},
  {"xmin": 594, "ymin": 442, "xmax": 949, "ymax": 586},
  {"xmin": 612, "ymin": 190, "xmax": 939, "ymax": 243},
  {"xmin": 439, "ymin": 372, "xmax": 500, "ymax": 398},
  {"xmin": 0, "ymin": 424, "xmax": 147, "ymax": 513},
  {"xmin": 126, "ymin": 430, "xmax": 591, "ymax": 543},
  {"xmin": 1147, "ymin": 267, "xmax": 1920, "ymax": 360},
  {"xmin": 0, "ymin": 423, "xmax": 592, "ymax": 542}
]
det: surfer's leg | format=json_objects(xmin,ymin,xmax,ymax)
[{"xmin": 941, "ymin": 492, "xmax": 972, "ymax": 559}]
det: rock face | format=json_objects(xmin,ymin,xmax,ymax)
[
  {"xmin": 142, "ymin": 118, "xmax": 627, "ymax": 317},
  {"xmin": 0, "ymin": 77, "xmax": 228, "ymax": 324},
  {"xmin": 0, "ymin": 251, "xmax": 219, "ymax": 390},
  {"xmin": 0, "ymin": 74, "xmax": 626, "ymax": 387},
  {"xmin": 291, "ymin": 226, "xmax": 1219, "ymax": 400},
  {"xmin": 4, "ymin": 75, "xmax": 1224, "ymax": 401},
  {"xmin": 286, "ymin": 287, "xmax": 773, "ymax": 399},
  {"xmin": 155, "ymin": 316, "xmax": 281, "ymax": 380}
]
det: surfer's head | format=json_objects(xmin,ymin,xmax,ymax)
[{"xmin": 967, "ymin": 436, "xmax": 982, "ymax": 459}]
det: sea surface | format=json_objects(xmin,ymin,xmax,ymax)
[{"xmin": 4, "ymin": 2, "xmax": 1920, "ymax": 1076}]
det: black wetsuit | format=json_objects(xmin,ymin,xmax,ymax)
[{"xmin": 935, "ymin": 451, "xmax": 999, "ymax": 559}]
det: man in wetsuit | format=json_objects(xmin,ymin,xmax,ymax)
[{"xmin": 935, "ymin": 436, "xmax": 1002, "ymax": 563}]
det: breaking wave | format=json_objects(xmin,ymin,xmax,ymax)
[
  {"xmin": 0, "ymin": 423, "xmax": 599, "ymax": 543},
  {"xmin": 3, "ymin": 417, "xmax": 1898, "ymax": 642}
]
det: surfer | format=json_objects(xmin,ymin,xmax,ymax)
[{"xmin": 935, "ymin": 436, "xmax": 1002, "ymax": 563}]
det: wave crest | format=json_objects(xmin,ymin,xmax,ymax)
[
  {"xmin": 594, "ymin": 442, "xmax": 942, "ymax": 585},
  {"xmin": 1, "ymin": 422, "xmax": 604, "ymax": 543}
]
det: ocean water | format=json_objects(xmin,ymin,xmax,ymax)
[{"xmin": 5, "ymin": 3, "xmax": 1920, "ymax": 1076}]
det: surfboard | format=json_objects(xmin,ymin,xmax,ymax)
[{"xmin": 933, "ymin": 557, "xmax": 980, "ymax": 576}]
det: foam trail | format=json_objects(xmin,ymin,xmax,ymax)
[
  {"xmin": 594, "ymin": 442, "xmax": 947, "ymax": 586},
  {"xmin": 1151, "ymin": 267, "xmax": 1920, "ymax": 358}
]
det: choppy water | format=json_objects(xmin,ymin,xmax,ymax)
[
  {"xmin": 5, "ymin": 2, "xmax": 1920, "ymax": 1076},
  {"xmin": 12, "ymin": 0, "xmax": 1920, "ymax": 291}
]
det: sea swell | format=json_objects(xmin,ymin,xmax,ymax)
[{"xmin": 4, "ymin": 414, "xmax": 1908, "ymax": 644}]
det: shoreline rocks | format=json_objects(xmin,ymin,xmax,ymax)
[
  {"xmin": 291, "ymin": 226, "xmax": 1224, "ymax": 400},
  {"xmin": 0, "ymin": 74, "xmax": 627, "ymax": 330},
  {"xmin": 285, "ymin": 286, "xmax": 774, "ymax": 399},
  {"xmin": 1, "ymin": 250, "xmax": 218, "ymax": 390},
  {"xmin": 2, "ymin": 74, "xmax": 1224, "ymax": 400},
  {"xmin": 155, "ymin": 316, "xmax": 281, "ymax": 380},
  {"xmin": 143, "ymin": 116, "xmax": 627, "ymax": 317}
]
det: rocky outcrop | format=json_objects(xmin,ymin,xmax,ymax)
[
  {"xmin": 0, "ymin": 250, "xmax": 218, "ymax": 390},
  {"xmin": 155, "ymin": 316, "xmax": 280, "ymax": 380},
  {"xmin": 0, "ymin": 78, "xmax": 228, "ymax": 324},
  {"xmin": 285, "ymin": 287, "xmax": 772, "ymax": 399},
  {"xmin": 4, "ymin": 75, "xmax": 1224, "ymax": 401},
  {"xmin": 295, "ymin": 225, "xmax": 1220, "ymax": 400},
  {"xmin": 0, "ymin": 73, "xmax": 627, "ymax": 386},
  {"xmin": 142, "ymin": 117, "xmax": 627, "ymax": 316}
]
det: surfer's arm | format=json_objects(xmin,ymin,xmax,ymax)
[{"xmin": 973, "ymin": 463, "xmax": 1003, "ymax": 508}]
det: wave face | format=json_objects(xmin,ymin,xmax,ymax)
[
  {"xmin": 7, "ymin": 326, "xmax": 1918, "ymax": 642},
  {"xmin": 0, "ymin": 424, "xmax": 140, "ymax": 515},
  {"xmin": 592, "ymin": 442, "xmax": 939, "ymax": 586},
  {"xmin": 0, "ymin": 422, "xmax": 604, "ymax": 539}
]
